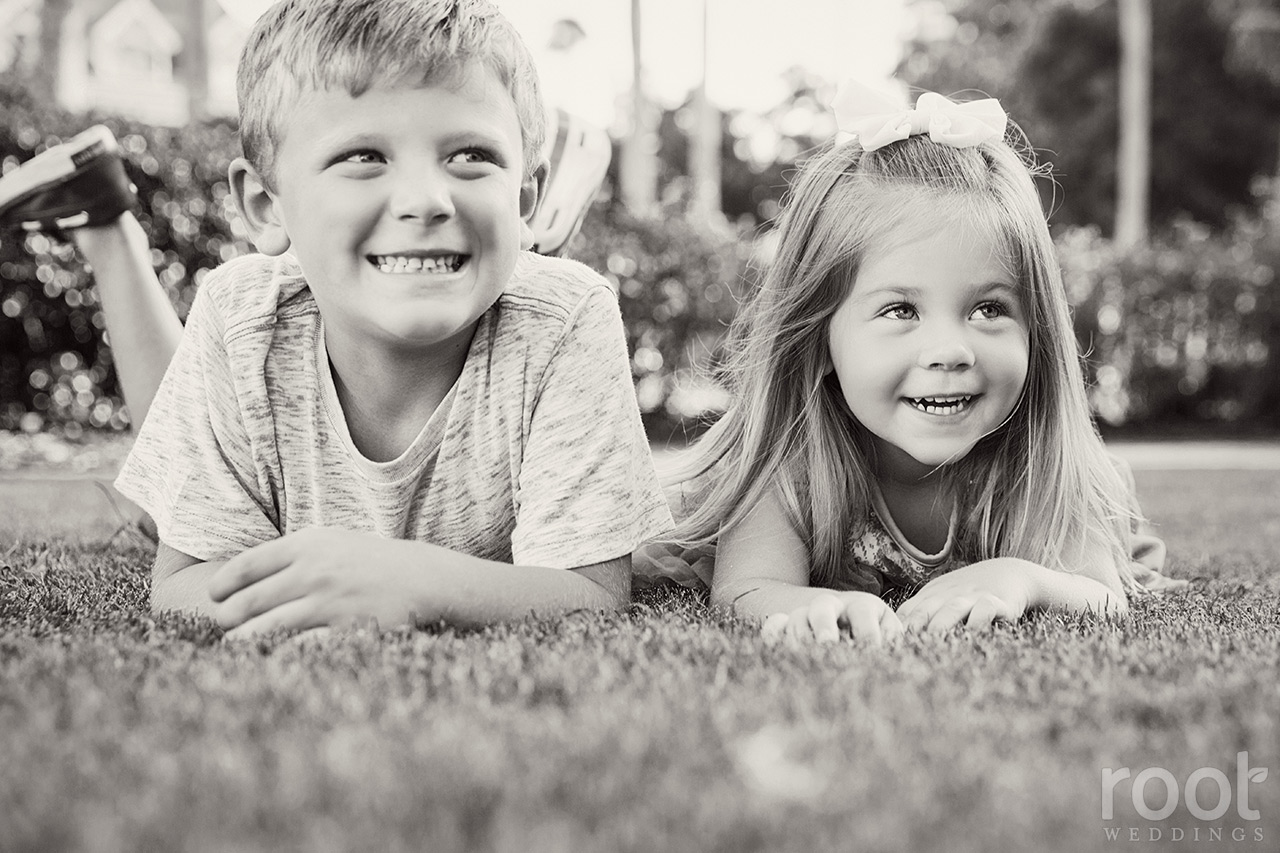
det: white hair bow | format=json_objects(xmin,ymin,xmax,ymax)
[{"xmin": 831, "ymin": 80, "xmax": 1007, "ymax": 152}]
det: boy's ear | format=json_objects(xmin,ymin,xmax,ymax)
[
  {"xmin": 518, "ymin": 159, "xmax": 549, "ymax": 252},
  {"xmin": 228, "ymin": 157, "xmax": 291, "ymax": 257}
]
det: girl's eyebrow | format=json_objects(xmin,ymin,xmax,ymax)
[{"xmin": 849, "ymin": 284, "xmax": 920, "ymax": 303}]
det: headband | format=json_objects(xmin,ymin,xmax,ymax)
[{"xmin": 831, "ymin": 80, "xmax": 1007, "ymax": 152}]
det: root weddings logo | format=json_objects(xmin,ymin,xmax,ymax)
[{"xmin": 1102, "ymin": 752, "xmax": 1268, "ymax": 843}]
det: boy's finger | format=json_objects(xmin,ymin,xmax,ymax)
[
  {"xmin": 214, "ymin": 568, "xmax": 307, "ymax": 629},
  {"xmin": 224, "ymin": 596, "xmax": 320, "ymax": 640},
  {"xmin": 210, "ymin": 538, "xmax": 296, "ymax": 601}
]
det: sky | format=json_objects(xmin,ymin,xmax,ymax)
[{"xmin": 217, "ymin": 0, "xmax": 910, "ymax": 124}]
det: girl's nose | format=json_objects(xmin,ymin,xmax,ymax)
[
  {"xmin": 389, "ymin": 170, "xmax": 455, "ymax": 223},
  {"xmin": 919, "ymin": 331, "xmax": 976, "ymax": 370}
]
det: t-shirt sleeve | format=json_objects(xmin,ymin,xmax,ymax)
[
  {"xmin": 113, "ymin": 282, "xmax": 281, "ymax": 562},
  {"xmin": 511, "ymin": 286, "xmax": 674, "ymax": 568}
]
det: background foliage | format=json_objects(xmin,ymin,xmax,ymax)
[{"xmin": 5, "ymin": 0, "xmax": 1280, "ymax": 437}]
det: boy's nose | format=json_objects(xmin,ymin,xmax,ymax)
[{"xmin": 389, "ymin": 173, "xmax": 455, "ymax": 223}]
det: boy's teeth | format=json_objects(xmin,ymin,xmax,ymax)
[{"xmin": 371, "ymin": 254, "xmax": 461, "ymax": 274}]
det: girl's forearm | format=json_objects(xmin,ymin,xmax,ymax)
[
  {"xmin": 711, "ymin": 577, "xmax": 843, "ymax": 620},
  {"xmin": 1027, "ymin": 563, "xmax": 1129, "ymax": 616}
]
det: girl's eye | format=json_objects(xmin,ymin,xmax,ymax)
[
  {"xmin": 972, "ymin": 300, "xmax": 1011, "ymax": 320},
  {"xmin": 882, "ymin": 303, "xmax": 918, "ymax": 321}
]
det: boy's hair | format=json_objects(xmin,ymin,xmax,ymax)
[
  {"xmin": 672, "ymin": 128, "xmax": 1137, "ymax": 592},
  {"xmin": 237, "ymin": 0, "xmax": 546, "ymax": 187}
]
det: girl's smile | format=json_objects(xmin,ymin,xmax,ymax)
[
  {"xmin": 828, "ymin": 216, "xmax": 1030, "ymax": 475},
  {"xmin": 905, "ymin": 394, "xmax": 977, "ymax": 416}
]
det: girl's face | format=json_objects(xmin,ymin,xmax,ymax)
[{"xmin": 827, "ymin": 217, "xmax": 1030, "ymax": 480}]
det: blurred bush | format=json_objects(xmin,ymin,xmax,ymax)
[
  {"xmin": 0, "ymin": 73, "xmax": 755, "ymax": 439},
  {"xmin": 3, "ymin": 70, "xmax": 1279, "ymax": 440},
  {"xmin": 1064, "ymin": 204, "xmax": 1280, "ymax": 431},
  {"xmin": 0, "ymin": 73, "xmax": 251, "ymax": 435},
  {"xmin": 569, "ymin": 204, "xmax": 756, "ymax": 440}
]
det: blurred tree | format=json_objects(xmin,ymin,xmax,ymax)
[
  {"xmin": 900, "ymin": 0, "xmax": 1280, "ymax": 231},
  {"xmin": 620, "ymin": 0, "xmax": 659, "ymax": 214},
  {"xmin": 1226, "ymin": 0, "xmax": 1280, "ymax": 187},
  {"xmin": 1115, "ymin": 0, "xmax": 1151, "ymax": 247},
  {"xmin": 34, "ymin": 0, "xmax": 71, "ymax": 103}
]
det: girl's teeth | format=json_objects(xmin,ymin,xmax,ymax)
[
  {"xmin": 910, "ymin": 396, "xmax": 973, "ymax": 414},
  {"xmin": 373, "ymin": 255, "xmax": 459, "ymax": 274}
]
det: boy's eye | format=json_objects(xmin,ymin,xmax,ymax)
[
  {"xmin": 447, "ymin": 148, "xmax": 498, "ymax": 167},
  {"xmin": 336, "ymin": 150, "xmax": 385, "ymax": 166}
]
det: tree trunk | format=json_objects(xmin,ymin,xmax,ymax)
[
  {"xmin": 1116, "ymin": 0, "xmax": 1152, "ymax": 248},
  {"xmin": 620, "ymin": 0, "xmax": 658, "ymax": 215},
  {"xmin": 182, "ymin": 0, "xmax": 210, "ymax": 122},
  {"xmin": 35, "ymin": 0, "xmax": 72, "ymax": 103},
  {"xmin": 688, "ymin": 0, "xmax": 722, "ymax": 222}
]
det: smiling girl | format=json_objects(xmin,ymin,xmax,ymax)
[{"xmin": 640, "ymin": 82, "xmax": 1184, "ymax": 643}]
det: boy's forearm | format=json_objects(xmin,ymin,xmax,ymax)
[
  {"xmin": 1028, "ymin": 563, "xmax": 1129, "ymax": 617},
  {"xmin": 416, "ymin": 545, "xmax": 629, "ymax": 627},
  {"xmin": 151, "ymin": 560, "xmax": 226, "ymax": 619}
]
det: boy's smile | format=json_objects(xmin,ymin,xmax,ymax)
[
  {"xmin": 262, "ymin": 63, "xmax": 533, "ymax": 367},
  {"xmin": 828, "ymin": 217, "xmax": 1030, "ymax": 478}
]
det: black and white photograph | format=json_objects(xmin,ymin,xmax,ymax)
[{"xmin": 1, "ymin": 0, "xmax": 1276, "ymax": 850}]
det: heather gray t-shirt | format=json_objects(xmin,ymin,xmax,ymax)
[{"xmin": 115, "ymin": 251, "xmax": 672, "ymax": 569}]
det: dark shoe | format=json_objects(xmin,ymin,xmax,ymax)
[
  {"xmin": 0, "ymin": 125, "xmax": 135, "ymax": 234},
  {"xmin": 529, "ymin": 109, "xmax": 611, "ymax": 257}
]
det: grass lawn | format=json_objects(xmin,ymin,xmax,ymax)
[{"xmin": 1, "ymin": 468, "xmax": 1277, "ymax": 852}]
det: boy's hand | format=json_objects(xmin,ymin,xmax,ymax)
[
  {"xmin": 761, "ymin": 591, "xmax": 903, "ymax": 646},
  {"xmin": 209, "ymin": 528, "xmax": 426, "ymax": 638},
  {"xmin": 896, "ymin": 559, "xmax": 1035, "ymax": 633}
]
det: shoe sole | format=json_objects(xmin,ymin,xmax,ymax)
[
  {"xmin": 0, "ymin": 126, "xmax": 130, "ymax": 231},
  {"xmin": 531, "ymin": 110, "xmax": 612, "ymax": 256}
]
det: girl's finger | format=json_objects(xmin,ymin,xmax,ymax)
[
  {"xmin": 924, "ymin": 596, "xmax": 976, "ymax": 634},
  {"xmin": 761, "ymin": 612, "xmax": 789, "ymax": 642},
  {"xmin": 965, "ymin": 595, "xmax": 1008, "ymax": 631},
  {"xmin": 880, "ymin": 607, "xmax": 906, "ymax": 644},
  {"xmin": 900, "ymin": 595, "xmax": 942, "ymax": 632},
  {"xmin": 844, "ymin": 603, "xmax": 883, "ymax": 645},
  {"xmin": 807, "ymin": 595, "xmax": 842, "ymax": 643},
  {"xmin": 782, "ymin": 607, "xmax": 817, "ymax": 643}
]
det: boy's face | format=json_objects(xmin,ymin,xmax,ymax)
[{"xmin": 260, "ymin": 63, "xmax": 533, "ymax": 358}]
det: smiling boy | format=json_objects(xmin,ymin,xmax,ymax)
[{"xmin": 114, "ymin": 0, "xmax": 671, "ymax": 636}]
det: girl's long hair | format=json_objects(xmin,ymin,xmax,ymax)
[{"xmin": 668, "ymin": 130, "xmax": 1138, "ymax": 592}]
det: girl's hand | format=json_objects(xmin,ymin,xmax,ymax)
[
  {"xmin": 209, "ymin": 528, "xmax": 427, "ymax": 638},
  {"xmin": 761, "ymin": 591, "xmax": 904, "ymax": 646},
  {"xmin": 896, "ymin": 558, "xmax": 1036, "ymax": 633}
]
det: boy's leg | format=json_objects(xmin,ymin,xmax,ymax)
[
  {"xmin": 71, "ymin": 214, "xmax": 182, "ymax": 427},
  {"xmin": 0, "ymin": 126, "xmax": 180, "ymax": 427}
]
